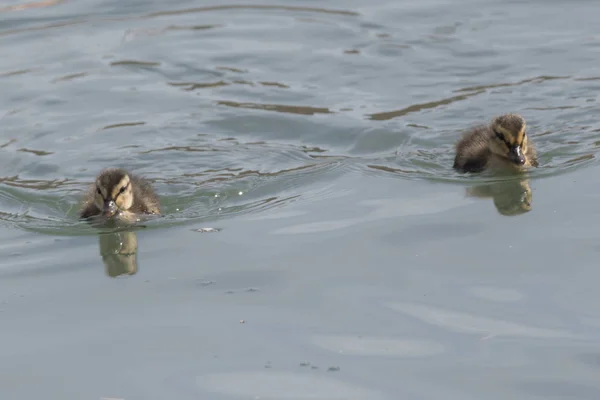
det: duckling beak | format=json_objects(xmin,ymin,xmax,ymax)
[
  {"xmin": 103, "ymin": 199, "xmax": 118, "ymax": 217},
  {"xmin": 508, "ymin": 146, "xmax": 525, "ymax": 165}
]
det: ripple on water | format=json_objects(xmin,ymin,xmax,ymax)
[
  {"xmin": 195, "ymin": 371, "xmax": 386, "ymax": 400},
  {"xmin": 469, "ymin": 286, "xmax": 524, "ymax": 303},
  {"xmin": 312, "ymin": 335, "xmax": 445, "ymax": 358},
  {"xmin": 361, "ymin": 74, "xmax": 600, "ymax": 183},
  {"xmin": 387, "ymin": 302, "xmax": 581, "ymax": 340},
  {"xmin": 0, "ymin": 135, "xmax": 350, "ymax": 234},
  {"xmin": 3, "ymin": 1, "xmax": 600, "ymax": 234}
]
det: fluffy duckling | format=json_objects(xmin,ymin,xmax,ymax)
[
  {"xmin": 80, "ymin": 168, "xmax": 160, "ymax": 220},
  {"xmin": 453, "ymin": 114, "xmax": 538, "ymax": 173}
]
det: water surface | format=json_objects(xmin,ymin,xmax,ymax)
[{"xmin": 2, "ymin": 0, "xmax": 600, "ymax": 399}]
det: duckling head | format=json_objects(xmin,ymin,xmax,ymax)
[
  {"xmin": 93, "ymin": 168, "xmax": 134, "ymax": 218},
  {"xmin": 489, "ymin": 114, "xmax": 529, "ymax": 166}
]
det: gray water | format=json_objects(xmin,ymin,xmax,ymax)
[{"xmin": 2, "ymin": 0, "xmax": 600, "ymax": 399}]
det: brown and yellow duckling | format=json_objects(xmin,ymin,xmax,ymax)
[
  {"xmin": 80, "ymin": 168, "xmax": 160, "ymax": 221},
  {"xmin": 453, "ymin": 113, "xmax": 538, "ymax": 173}
]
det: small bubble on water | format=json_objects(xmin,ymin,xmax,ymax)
[
  {"xmin": 214, "ymin": 194, "xmax": 220, "ymax": 198},
  {"xmin": 238, "ymin": 191, "xmax": 243, "ymax": 195}
]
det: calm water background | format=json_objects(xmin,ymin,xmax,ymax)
[{"xmin": 2, "ymin": 0, "xmax": 600, "ymax": 398}]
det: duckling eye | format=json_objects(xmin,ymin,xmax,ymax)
[
  {"xmin": 119, "ymin": 186, "xmax": 126, "ymax": 194},
  {"xmin": 96, "ymin": 188, "xmax": 102, "ymax": 195}
]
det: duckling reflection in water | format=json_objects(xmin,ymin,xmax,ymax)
[
  {"xmin": 453, "ymin": 113, "xmax": 538, "ymax": 173},
  {"xmin": 80, "ymin": 168, "xmax": 160, "ymax": 223},
  {"xmin": 453, "ymin": 114, "xmax": 538, "ymax": 215},
  {"xmin": 100, "ymin": 230, "xmax": 139, "ymax": 277},
  {"xmin": 466, "ymin": 179, "xmax": 532, "ymax": 216}
]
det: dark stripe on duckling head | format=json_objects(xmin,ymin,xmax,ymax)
[
  {"xmin": 110, "ymin": 176, "xmax": 131, "ymax": 200},
  {"xmin": 96, "ymin": 185, "xmax": 107, "ymax": 199},
  {"xmin": 493, "ymin": 129, "xmax": 512, "ymax": 148},
  {"xmin": 492, "ymin": 116, "xmax": 527, "ymax": 165},
  {"xmin": 492, "ymin": 114, "xmax": 526, "ymax": 147}
]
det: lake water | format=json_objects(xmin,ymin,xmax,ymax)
[{"xmin": 2, "ymin": 0, "xmax": 600, "ymax": 399}]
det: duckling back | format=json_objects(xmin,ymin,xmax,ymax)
[
  {"xmin": 453, "ymin": 126, "xmax": 492, "ymax": 173},
  {"xmin": 129, "ymin": 174, "xmax": 160, "ymax": 215}
]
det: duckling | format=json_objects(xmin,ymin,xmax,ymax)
[
  {"xmin": 453, "ymin": 113, "xmax": 538, "ymax": 173},
  {"xmin": 80, "ymin": 168, "xmax": 160, "ymax": 220}
]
